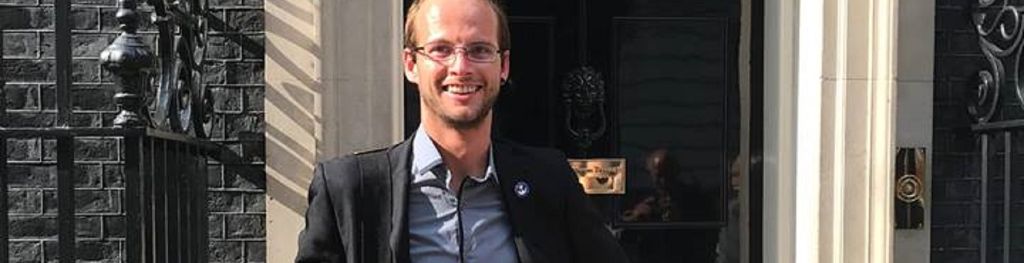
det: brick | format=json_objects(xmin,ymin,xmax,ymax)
[
  {"xmin": 242, "ymin": 140, "xmax": 263, "ymax": 163},
  {"xmin": 209, "ymin": 214, "xmax": 225, "ymax": 239},
  {"xmin": 205, "ymin": 61, "xmax": 227, "ymax": 84},
  {"xmin": 225, "ymin": 61, "xmax": 262, "ymax": 84},
  {"xmin": 6, "ymin": 138, "xmax": 43, "ymax": 161},
  {"xmin": 212, "ymin": 87, "xmax": 242, "ymax": 112},
  {"xmin": 74, "ymin": 137, "xmax": 118, "ymax": 161},
  {"xmin": 240, "ymin": 34, "xmax": 263, "ymax": 59},
  {"xmin": 932, "ymin": 250, "xmax": 980, "ymax": 263},
  {"xmin": 207, "ymin": 35, "xmax": 241, "ymax": 59},
  {"xmin": 27, "ymin": 7, "xmax": 53, "ymax": 29},
  {"xmin": 72, "ymin": 33, "xmax": 113, "ymax": 58},
  {"xmin": 104, "ymin": 215, "xmax": 124, "ymax": 238},
  {"xmin": 76, "ymin": 215, "xmax": 102, "ymax": 238},
  {"xmin": 7, "ymin": 112, "xmax": 56, "ymax": 128},
  {"xmin": 208, "ymin": 164, "xmax": 224, "ymax": 187},
  {"xmin": 243, "ymin": 87, "xmax": 263, "ymax": 112},
  {"xmin": 9, "ymin": 241, "xmax": 42, "ymax": 263},
  {"xmin": 225, "ymin": 114, "xmax": 263, "ymax": 138},
  {"xmin": 74, "ymin": 190, "xmax": 119, "ymax": 213},
  {"xmin": 72, "ymin": 85, "xmax": 116, "ymax": 111},
  {"xmin": 209, "ymin": 113, "xmax": 227, "ymax": 139},
  {"xmin": 9, "ymin": 216, "xmax": 58, "ymax": 238},
  {"xmin": 0, "ymin": 0, "xmax": 38, "ymax": 5},
  {"xmin": 40, "ymin": 33, "xmax": 54, "ymax": 57},
  {"xmin": 209, "ymin": 191, "xmax": 243, "ymax": 213},
  {"xmin": 949, "ymin": 31, "xmax": 979, "ymax": 54},
  {"xmin": 72, "ymin": 0, "xmax": 115, "ymax": 6},
  {"xmin": 70, "ymin": 112, "xmax": 104, "ymax": 127},
  {"xmin": 71, "ymin": 6, "xmax": 99, "ymax": 30},
  {"xmin": 73, "ymin": 59, "xmax": 102, "ymax": 82},
  {"xmin": 8, "ymin": 189, "xmax": 42, "ymax": 214},
  {"xmin": 225, "ymin": 165, "xmax": 262, "ymax": 189},
  {"xmin": 40, "ymin": 85, "xmax": 55, "ymax": 110},
  {"xmin": 2, "ymin": 59, "xmax": 55, "ymax": 82},
  {"xmin": 242, "ymin": 0, "xmax": 262, "ymax": 7},
  {"xmin": 209, "ymin": 0, "xmax": 241, "ymax": 7},
  {"xmin": 3, "ymin": 32, "xmax": 39, "ymax": 58},
  {"xmin": 937, "ymin": 8, "xmax": 973, "ymax": 32},
  {"xmin": 75, "ymin": 240, "xmax": 121, "ymax": 261},
  {"xmin": 5, "ymin": 84, "xmax": 41, "ymax": 110},
  {"xmin": 226, "ymin": 10, "xmax": 263, "ymax": 32},
  {"xmin": 226, "ymin": 214, "xmax": 264, "ymax": 238},
  {"xmin": 8, "ymin": 165, "xmax": 56, "ymax": 188},
  {"xmin": 103, "ymin": 164, "xmax": 124, "ymax": 188},
  {"xmin": 246, "ymin": 241, "xmax": 265, "ymax": 262},
  {"xmin": 243, "ymin": 193, "xmax": 263, "ymax": 212},
  {"xmin": 75, "ymin": 163, "xmax": 103, "ymax": 188},
  {"xmin": 209, "ymin": 241, "xmax": 243, "ymax": 262},
  {"xmin": 42, "ymin": 190, "xmax": 56, "ymax": 213}
]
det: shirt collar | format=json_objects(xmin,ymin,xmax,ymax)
[{"xmin": 411, "ymin": 126, "xmax": 498, "ymax": 184}]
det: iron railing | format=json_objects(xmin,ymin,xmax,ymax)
[
  {"xmin": 1, "ymin": 0, "xmax": 217, "ymax": 262},
  {"xmin": 970, "ymin": 1, "xmax": 1024, "ymax": 262}
]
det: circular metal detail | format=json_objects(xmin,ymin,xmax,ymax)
[
  {"xmin": 150, "ymin": 0, "xmax": 211, "ymax": 137},
  {"xmin": 896, "ymin": 174, "xmax": 923, "ymax": 203}
]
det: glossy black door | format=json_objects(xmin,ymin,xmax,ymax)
[{"xmin": 404, "ymin": 0, "xmax": 753, "ymax": 262}]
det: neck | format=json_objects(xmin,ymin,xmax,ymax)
[{"xmin": 421, "ymin": 113, "xmax": 492, "ymax": 182}]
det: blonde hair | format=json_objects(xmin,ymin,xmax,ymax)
[{"xmin": 403, "ymin": 0, "xmax": 511, "ymax": 51}]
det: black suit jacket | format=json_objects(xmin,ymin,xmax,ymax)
[{"xmin": 296, "ymin": 137, "xmax": 629, "ymax": 263}]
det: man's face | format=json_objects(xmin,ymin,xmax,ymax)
[{"xmin": 403, "ymin": 0, "xmax": 510, "ymax": 129}]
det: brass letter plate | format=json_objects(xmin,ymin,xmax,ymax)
[{"xmin": 568, "ymin": 158, "xmax": 626, "ymax": 195}]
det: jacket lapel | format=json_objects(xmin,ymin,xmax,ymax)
[
  {"xmin": 388, "ymin": 139, "xmax": 413, "ymax": 263},
  {"xmin": 493, "ymin": 140, "xmax": 537, "ymax": 263}
]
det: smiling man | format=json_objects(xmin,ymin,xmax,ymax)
[{"xmin": 295, "ymin": 0, "xmax": 628, "ymax": 262}]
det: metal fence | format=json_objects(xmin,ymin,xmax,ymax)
[
  {"xmin": 971, "ymin": 2, "xmax": 1024, "ymax": 262},
  {"xmin": 1, "ymin": 0, "xmax": 217, "ymax": 261}
]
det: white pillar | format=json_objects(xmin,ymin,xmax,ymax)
[
  {"xmin": 264, "ymin": 0, "xmax": 404, "ymax": 261},
  {"xmin": 764, "ymin": 0, "xmax": 897, "ymax": 262}
]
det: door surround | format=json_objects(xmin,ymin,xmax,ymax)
[
  {"xmin": 762, "ymin": 0, "xmax": 899, "ymax": 262},
  {"xmin": 263, "ymin": 0, "xmax": 908, "ymax": 261}
]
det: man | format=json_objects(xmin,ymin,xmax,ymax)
[{"xmin": 295, "ymin": 0, "xmax": 629, "ymax": 262}]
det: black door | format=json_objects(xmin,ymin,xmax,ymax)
[{"xmin": 405, "ymin": 0, "xmax": 758, "ymax": 262}]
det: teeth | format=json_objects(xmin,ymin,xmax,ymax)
[{"xmin": 445, "ymin": 85, "xmax": 479, "ymax": 94}]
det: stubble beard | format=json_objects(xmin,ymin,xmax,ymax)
[{"xmin": 423, "ymin": 85, "xmax": 499, "ymax": 130}]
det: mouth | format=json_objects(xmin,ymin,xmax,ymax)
[{"xmin": 443, "ymin": 84, "xmax": 482, "ymax": 95}]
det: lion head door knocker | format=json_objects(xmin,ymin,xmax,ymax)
[
  {"xmin": 562, "ymin": 66, "xmax": 607, "ymax": 156},
  {"xmin": 569, "ymin": 158, "xmax": 626, "ymax": 194}
]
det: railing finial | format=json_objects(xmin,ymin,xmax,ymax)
[{"xmin": 101, "ymin": 0, "xmax": 154, "ymax": 128}]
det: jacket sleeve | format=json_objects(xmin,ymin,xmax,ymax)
[
  {"xmin": 556, "ymin": 153, "xmax": 631, "ymax": 263},
  {"xmin": 295, "ymin": 163, "xmax": 347, "ymax": 263}
]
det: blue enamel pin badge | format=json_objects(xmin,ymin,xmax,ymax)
[{"xmin": 514, "ymin": 181, "xmax": 530, "ymax": 198}]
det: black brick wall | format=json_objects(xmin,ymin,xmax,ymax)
[
  {"xmin": 933, "ymin": 0, "xmax": 997, "ymax": 262},
  {"xmin": 1, "ymin": 0, "xmax": 266, "ymax": 262}
]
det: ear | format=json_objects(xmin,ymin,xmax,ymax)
[
  {"xmin": 403, "ymin": 49, "xmax": 419, "ymax": 84},
  {"xmin": 499, "ymin": 50, "xmax": 511, "ymax": 81}
]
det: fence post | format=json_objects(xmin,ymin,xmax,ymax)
[
  {"xmin": 101, "ymin": 0, "xmax": 154, "ymax": 128},
  {"xmin": 100, "ymin": 0, "xmax": 154, "ymax": 262}
]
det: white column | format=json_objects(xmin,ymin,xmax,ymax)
[
  {"xmin": 764, "ymin": 0, "xmax": 897, "ymax": 262},
  {"xmin": 264, "ymin": 0, "xmax": 404, "ymax": 261}
]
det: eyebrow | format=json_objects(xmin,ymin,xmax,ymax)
[{"xmin": 420, "ymin": 40, "xmax": 496, "ymax": 47}]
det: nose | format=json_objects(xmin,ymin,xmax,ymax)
[{"xmin": 447, "ymin": 51, "xmax": 472, "ymax": 76}]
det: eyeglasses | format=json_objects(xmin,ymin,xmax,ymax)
[{"xmin": 411, "ymin": 43, "xmax": 506, "ymax": 65}]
